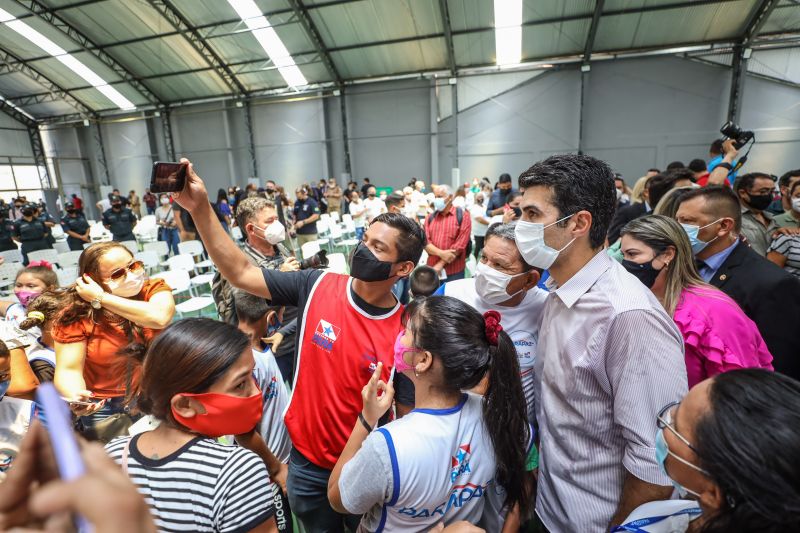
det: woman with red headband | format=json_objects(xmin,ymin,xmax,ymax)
[{"xmin": 327, "ymin": 296, "xmax": 533, "ymax": 532}]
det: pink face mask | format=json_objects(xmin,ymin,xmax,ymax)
[
  {"xmin": 14, "ymin": 289, "xmax": 40, "ymax": 308},
  {"xmin": 393, "ymin": 331, "xmax": 418, "ymax": 373}
]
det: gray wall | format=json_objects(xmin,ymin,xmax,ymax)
[
  {"xmin": 0, "ymin": 113, "xmax": 34, "ymax": 158},
  {"xmin": 37, "ymin": 55, "xmax": 800, "ymax": 199}
]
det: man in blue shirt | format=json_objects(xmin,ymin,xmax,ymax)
[
  {"xmin": 292, "ymin": 187, "xmax": 320, "ymax": 246},
  {"xmin": 707, "ymin": 138, "xmax": 739, "ymax": 186},
  {"xmin": 485, "ymin": 173, "xmax": 517, "ymax": 217}
]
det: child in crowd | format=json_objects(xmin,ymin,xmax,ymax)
[
  {"xmin": 17, "ymin": 290, "xmax": 61, "ymax": 384},
  {"xmin": 409, "ymin": 265, "xmax": 440, "ymax": 299},
  {"xmin": 0, "ymin": 261, "xmax": 58, "ymax": 327},
  {"xmin": 234, "ymin": 289, "xmax": 293, "ymax": 533},
  {"xmin": 0, "ymin": 340, "xmax": 37, "ymax": 481},
  {"xmin": 105, "ymin": 318, "xmax": 277, "ymax": 532}
]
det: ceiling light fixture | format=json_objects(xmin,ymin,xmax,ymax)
[
  {"xmin": 226, "ymin": 0, "xmax": 308, "ymax": 88},
  {"xmin": 0, "ymin": 7, "xmax": 135, "ymax": 110},
  {"xmin": 494, "ymin": 0, "xmax": 522, "ymax": 66}
]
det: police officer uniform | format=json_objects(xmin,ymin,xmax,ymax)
[
  {"xmin": 37, "ymin": 206, "xmax": 57, "ymax": 245},
  {"xmin": 13, "ymin": 204, "xmax": 51, "ymax": 264},
  {"xmin": 102, "ymin": 196, "xmax": 137, "ymax": 242},
  {"xmin": 61, "ymin": 203, "xmax": 90, "ymax": 251},
  {"xmin": 0, "ymin": 208, "xmax": 16, "ymax": 251}
]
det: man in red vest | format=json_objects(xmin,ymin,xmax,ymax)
[{"xmin": 174, "ymin": 159, "xmax": 425, "ymax": 533}]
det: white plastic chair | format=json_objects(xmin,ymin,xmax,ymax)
[
  {"xmin": 151, "ymin": 270, "xmax": 216, "ymax": 318},
  {"xmin": 133, "ymin": 215, "xmax": 157, "ymax": 243},
  {"xmin": 143, "ymin": 241, "xmax": 169, "ymax": 260},
  {"xmin": 0, "ymin": 249, "xmax": 22, "ymax": 264},
  {"xmin": 58, "ymin": 250, "xmax": 83, "ymax": 268},
  {"xmin": 178, "ymin": 240, "xmax": 213, "ymax": 269},
  {"xmin": 134, "ymin": 251, "xmax": 160, "ymax": 274},
  {"xmin": 301, "ymin": 241, "xmax": 321, "ymax": 260},
  {"xmin": 53, "ymin": 241, "xmax": 71, "ymax": 254},
  {"xmin": 166, "ymin": 254, "xmax": 196, "ymax": 272},
  {"xmin": 329, "ymin": 211, "xmax": 340, "ymax": 223},
  {"xmin": 326, "ymin": 253, "xmax": 348, "ymax": 274},
  {"xmin": 119, "ymin": 240, "xmax": 139, "ymax": 255},
  {"xmin": 56, "ymin": 266, "xmax": 78, "ymax": 287},
  {"xmin": 341, "ymin": 214, "xmax": 353, "ymax": 225},
  {"xmin": 0, "ymin": 261, "xmax": 22, "ymax": 294},
  {"xmin": 27, "ymin": 249, "xmax": 59, "ymax": 266},
  {"xmin": 231, "ymin": 226, "xmax": 243, "ymax": 241},
  {"xmin": 50, "ymin": 224, "xmax": 65, "ymax": 240}
]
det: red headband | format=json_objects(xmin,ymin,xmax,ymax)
[
  {"xmin": 28, "ymin": 260, "xmax": 53, "ymax": 269},
  {"xmin": 483, "ymin": 310, "xmax": 503, "ymax": 346}
]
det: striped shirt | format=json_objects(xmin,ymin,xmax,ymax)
[
  {"xmin": 106, "ymin": 435, "xmax": 273, "ymax": 532},
  {"xmin": 768, "ymin": 234, "xmax": 800, "ymax": 279},
  {"xmin": 424, "ymin": 206, "xmax": 472, "ymax": 275},
  {"xmin": 534, "ymin": 251, "xmax": 687, "ymax": 532}
]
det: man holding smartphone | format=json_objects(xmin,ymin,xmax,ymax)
[{"xmin": 174, "ymin": 159, "xmax": 424, "ymax": 533}]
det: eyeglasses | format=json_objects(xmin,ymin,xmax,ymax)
[
  {"xmin": 657, "ymin": 401, "xmax": 709, "ymax": 475},
  {"xmin": 105, "ymin": 260, "xmax": 144, "ymax": 283}
]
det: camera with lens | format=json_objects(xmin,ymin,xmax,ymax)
[
  {"xmin": 720, "ymin": 121, "xmax": 754, "ymax": 150},
  {"xmin": 300, "ymin": 249, "xmax": 329, "ymax": 270}
]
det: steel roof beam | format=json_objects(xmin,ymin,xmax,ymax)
[
  {"xmin": 145, "ymin": 0, "xmax": 247, "ymax": 96},
  {"xmin": 438, "ymin": 0, "xmax": 456, "ymax": 74},
  {"xmin": 583, "ymin": 0, "xmax": 606, "ymax": 63},
  {"xmin": 742, "ymin": 0, "xmax": 780, "ymax": 45},
  {"xmin": 288, "ymin": 0, "xmax": 342, "ymax": 84},
  {"xmin": 0, "ymin": 46, "xmax": 94, "ymax": 117},
  {"xmin": 13, "ymin": 0, "xmax": 162, "ymax": 106}
]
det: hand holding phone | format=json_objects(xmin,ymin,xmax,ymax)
[
  {"xmin": 150, "ymin": 161, "xmax": 188, "ymax": 193},
  {"xmin": 66, "ymin": 390, "xmax": 106, "ymax": 416}
]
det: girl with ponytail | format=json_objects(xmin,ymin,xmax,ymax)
[
  {"xmin": 18, "ymin": 289, "xmax": 64, "ymax": 383},
  {"xmin": 328, "ymin": 295, "xmax": 532, "ymax": 532}
]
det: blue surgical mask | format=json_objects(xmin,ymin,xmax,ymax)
[
  {"xmin": 681, "ymin": 219, "xmax": 722, "ymax": 255},
  {"xmin": 0, "ymin": 379, "xmax": 9, "ymax": 400},
  {"xmin": 433, "ymin": 197, "xmax": 446, "ymax": 212},
  {"xmin": 655, "ymin": 428, "xmax": 703, "ymax": 499}
]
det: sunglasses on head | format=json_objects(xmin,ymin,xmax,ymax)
[{"xmin": 106, "ymin": 260, "xmax": 144, "ymax": 282}]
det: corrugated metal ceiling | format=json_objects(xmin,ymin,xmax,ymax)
[{"xmin": 0, "ymin": 0, "xmax": 796, "ymax": 120}]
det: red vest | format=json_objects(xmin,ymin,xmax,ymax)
[{"xmin": 286, "ymin": 272, "xmax": 402, "ymax": 469}]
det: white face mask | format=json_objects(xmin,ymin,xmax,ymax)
[
  {"xmin": 474, "ymin": 261, "xmax": 528, "ymax": 305},
  {"xmin": 792, "ymin": 197, "xmax": 800, "ymax": 213},
  {"xmin": 255, "ymin": 220, "xmax": 286, "ymax": 245},
  {"xmin": 107, "ymin": 270, "xmax": 145, "ymax": 297},
  {"xmin": 160, "ymin": 197, "xmax": 170, "ymax": 205},
  {"xmin": 514, "ymin": 214, "xmax": 576, "ymax": 270}
]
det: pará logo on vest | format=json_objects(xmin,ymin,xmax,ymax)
[
  {"xmin": 311, "ymin": 319, "xmax": 341, "ymax": 352},
  {"xmin": 450, "ymin": 443, "xmax": 471, "ymax": 482}
]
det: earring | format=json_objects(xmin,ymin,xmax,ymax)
[{"xmin": 414, "ymin": 367, "xmax": 420, "ymax": 378}]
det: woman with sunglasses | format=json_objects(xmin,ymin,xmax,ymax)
[
  {"xmin": 635, "ymin": 369, "xmax": 800, "ymax": 532},
  {"xmin": 52, "ymin": 242, "xmax": 175, "ymax": 435}
]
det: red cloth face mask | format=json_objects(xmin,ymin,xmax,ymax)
[{"xmin": 171, "ymin": 382, "xmax": 263, "ymax": 438}]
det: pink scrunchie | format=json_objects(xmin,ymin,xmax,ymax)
[
  {"xmin": 483, "ymin": 310, "xmax": 503, "ymax": 346},
  {"xmin": 28, "ymin": 260, "xmax": 53, "ymax": 269}
]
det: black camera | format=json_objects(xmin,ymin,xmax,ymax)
[
  {"xmin": 720, "ymin": 121, "xmax": 754, "ymax": 150},
  {"xmin": 300, "ymin": 249, "xmax": 329, "ymax": 270}
]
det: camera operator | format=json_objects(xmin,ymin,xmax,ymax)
[
  {"xmin": 212, "ymin": 196, "xmax": 300, "ymax": 382},
  {"xmin": 706, "ymin": 138, "xmax": 740, "ymax": 187}
]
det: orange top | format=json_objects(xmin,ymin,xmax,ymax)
[{"xmin": 53, "ymin": 278, "xmax": 171, "ymax": 398}]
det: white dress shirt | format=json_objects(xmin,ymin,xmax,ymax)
[{"xmin": 534, "ymin": 251, "xmax": 687, "ymax": 532}]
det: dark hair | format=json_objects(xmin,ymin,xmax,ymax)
[
  {"xmin": 233, "ymin": 288, "xmax": 279, "ymax": 324},
  {"xmin": 666, "ymin": 161, "xmax": 685, "ymax": 171},
  {"xmin": 498, "ymin": 173, "xmax": 512, "ymax": 184},
  {"xmin": 370, "ymin": 212, "xmax": 425, "ymax": 264},
  {"xmin": 409, "ymin": 266, "xmax": 439, "ymax": 297},
  {"xmin": 518, "ymin": 154, "xmax": 615, "ymax": 249},
  {"xmin": 505, "ymin": 191, "xmax": 522, "ymax": 204},
  {"xmin": 216, "ymin": 188, "xmax": 228, "ymax": 203},
  {"xmin": 677, "ymin": 186, "xmax": 742, "ymax": 232},
  {"xmin": 485, "ymin": 222, "xmax": 532, "ymax": 271},
  {"xmin": 15, "ymin": 263, "xmax": 58, "ymax": 288},
  {"xmin": 709, "ymin": 139, "xmax": 724, "ymax": 155},
  {"xmin": 790, "ymin": 179, "xmax": 800, "ymax": 197},
  {"xmin": 646, "ymin": 173, "xmax": 679, "ymax": 208},
  {"xmin": 778, "ymin": 169, "xmax": 800, "ymax": 189},
  {"xmin": 403, "ymin": 296, "xmax": 530, "ymax": 515},
  {"xmin": 733, "ymin": 172, "xmax": 774, "ymax": 193},
  {"xmin": 384, "ymin": 192, "xmax": 405, "ymax": 211},
  {"xmin": 137, "ymin": 319, "xmax": 250, "ymax": 429},
  {"xmin": 0, "ymin": 339, "xmax": 8, "ymax": 358},
  {"xmin": 648, "ymin": 168, "xmax": 661, "ymax": 174},
  {"xmin": 19, "ymin": 289, "xmax": 65, "ymax": 330},
  {"xmin": 694, "ymin": 370, "xmax": 800, "ymax": 532},
  {"xmin": 688, "ymin": 159, "xmax": 707, "ymax": 173}
]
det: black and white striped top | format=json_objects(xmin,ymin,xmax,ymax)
[
  {"xmin": 106, "ymin": 434, "xmax": 273, "ymax": 532},
  {"xmin": 769, "ymin": 234, "xmax": 800, "ymax": 279}
]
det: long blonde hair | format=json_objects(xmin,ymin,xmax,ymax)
[
  {"xmin": 630, "ymin": 176, "xmax": 651, "ymax": 204},
  {"xmin": 620, "ymin": 215, "xmax": 707, "ymax": 315}
]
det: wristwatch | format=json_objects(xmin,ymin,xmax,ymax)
[{"xmin": 90, "ymin": 294, "xmax": 104, "ymax": 309}]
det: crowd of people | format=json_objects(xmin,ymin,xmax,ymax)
[{"xmin": 0, "ymin": 137, "xmax": 799, "ymax": 533}]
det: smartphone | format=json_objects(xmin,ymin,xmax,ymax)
[
  {"xmin": 36, "ymin": 383, "xmax": 92, "ymax": 532},
  {"xmin": 149, "ymin": 161, "xmax": 187, "ymax": 193},
  {"xmin": 63, "ymin": 397, "xmax": 105, "ymax": 408}
]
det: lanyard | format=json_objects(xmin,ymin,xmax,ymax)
[{"xmin": 611, "ymin": 507, "xmax": 702, "ymax": 533}]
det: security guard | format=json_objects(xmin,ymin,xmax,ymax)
[
  {"xmin": 0, "ymin": 206, "xmax": 16, "ymax": 251},
  {"xmin": 12, "ymin": 203, "xmax": 51, "ymax": 264},
  {"xmin": 102, "ymin": 194, "xmax": 137, "ymax": 242},
  {"xmin": 61, "ymin": 201, "xmax": 90, "ymax": 251},
  {"xmin": 36, "ymin": 202, "xmax": 57, "ymax": 245}
]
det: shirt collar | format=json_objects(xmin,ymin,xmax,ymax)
[
  {"xmin": 740, "ymin": 205, "xmax": 773, "ymax": 219},
  {"xmin": 703, "ymin": 239, "xmax": 739, "ymax": 272},
  {"xmin": 551, "ymin": 250, "xmax": 611, "ymax": 309}
]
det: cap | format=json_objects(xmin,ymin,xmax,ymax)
[
  {"xmin": 110, "ymin": 195, "xmax": 122, "ymax": 203},
  {"xmin": 65, "ymin": 201, "xmax": 75, "ymax": 210}
]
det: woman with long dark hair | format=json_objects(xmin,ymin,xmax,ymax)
[
  {"xmin": 215, "ymin": 188, "xmax": 232, "ymax": 233},
  {"xmin": 52, "ymin": 242, "xmax": 174, "ymax": 434},
  {"xmin": 105, "ymin": 318, "xmax": 277, "ymax": 532},
  {"xmin": 654, "ymin": 369, "xmax": 800, "ymax": 532},
  {"xmin": 327, "ymin": 296, "xmax": 532, "ymax": 531}
]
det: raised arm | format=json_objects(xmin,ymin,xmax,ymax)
[
  {"xmin": 74, "ymin": 278, "xmax": 175, "ymax": 330},
  {"xmin": 706, "ymin": 139, "xmax": 739, "ymax": 187},
  {"xmin": 173, "ymin": 159, "xmax": 271, "ymax": 299}
]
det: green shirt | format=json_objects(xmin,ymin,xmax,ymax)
[{"xmin": 773, "ymin": 210, "xmax": 800, "ymax": 229}]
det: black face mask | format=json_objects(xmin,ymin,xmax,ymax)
[
  {"xmin": 66, "ymin": 209, "xmax": 76, "ymax": 215},
  {"xmin": 22, "ymin": 209, "xmax": 34, "ymax": 217},
  {"xmin": 512, "ymin": 207, "xmax": 522, "ymax": 218},
  {"xmin": 112, "ymin": 203, "xmax": 122, "ymax": 210},
  {"xmin": 622, "ymin": 259, "xmax": 663, "ymax": 289},
  {"xmin": 350, "ymin": 242, "xmax": 395, "ymax": 282},
  {"xmin": 745, "ymin": 192, "xmax": 772, "ymax": 211}
]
